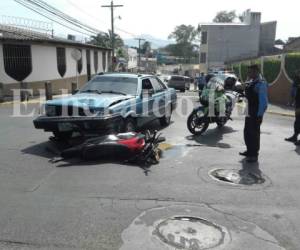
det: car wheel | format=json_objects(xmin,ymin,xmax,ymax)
[
  {"xmin": 159, "ymin": 105, "xmax": 172, "ymax": 127},
  {"xmin": 180, "ymin": 89, "xmax": 185, "ymax": 93},
  {"xmin": 53, "ymin": 131, "xmax": 73, "ymax": 141},
  {"xmin": 123, "ymin": 118, "xmax": 136, "ymax": 132}
]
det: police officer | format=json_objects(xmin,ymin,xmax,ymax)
[
  {"xmin": 240, "ymin": 65, "xmax": 268, "ymax": 163},
  {"xmin": 285, "ymin": 70, "xmax": 300, "ymax": 145}
]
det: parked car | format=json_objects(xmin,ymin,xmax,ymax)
[
  {"xmin": 214, "ymin": 73, "xmax": 244, "ymax": 93},
  {"xmin": 167, "ymin": 75, "xmax": 188, "ymax": 92},
  {"xmin": 33, "ymin": 73, "xmax": 177, "ymax": 139}
]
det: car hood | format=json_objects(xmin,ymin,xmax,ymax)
[{"xmin": 46, "ymin": 93, "xmax": 135, "ymax": 109}]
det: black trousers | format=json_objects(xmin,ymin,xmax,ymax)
[
  {"xmin": 294, "ymin": 108, "xmax": 300, "ymax": 135},
  {"xmin": 244, "ymin": 116, "xmax": 262, "ymax": 157}
]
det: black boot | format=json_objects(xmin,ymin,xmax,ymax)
[
  {"xmin": 239, "ymin": 151, "xmax": 249, "ymax": 157},
  {"xmin": 285, "ymin": 135, "xmax": 298, "ymax": 143}
]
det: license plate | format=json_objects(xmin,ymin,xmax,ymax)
[{"xmin": 58, "ymin": 123, "xmax": 73, "ymax": 132}]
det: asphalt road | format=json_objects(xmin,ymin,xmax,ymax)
[{"xmin": 0, "ymin": 92, "xmax": 299, "ymax": 250}]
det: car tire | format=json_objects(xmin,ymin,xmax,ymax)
[
  {"xmin": 53, "ymin": 131, "xmax": 73, "ymax": 141},
  {"xmin": 180, "ymin": 89, "xmax": 185, "ymax": 93},
  {"xmin": 159, "ymin": 105, "xmax": 172, "ymax": 127},
  {"xmin": 123, "ymin": 118, "xmax": 137, "ymax": 132}
]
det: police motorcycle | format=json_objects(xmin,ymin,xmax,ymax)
[{"xmin": 187, "ymin": 76, "xmax": 241, "ymax": 135}]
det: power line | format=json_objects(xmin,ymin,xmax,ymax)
[
  {"xmin": 15, "ymin": 0, "xmax": 97, "ymax": 37},
  {"xmin": 15, "ymin": 0, "xmax": 106, "ymax": 36},
  {"xmin": 62, "ymin": 0, "xmax": 162, "ymax": 47}
]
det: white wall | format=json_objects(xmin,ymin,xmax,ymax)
[
  {"xmin": 0, "ymin": 44, "xmax": 17, "ymax": 84},
  {"xmin": 26, "ymin": 45, "xmax": 60, "ymax": 82},
  {"xmin": 202, "ymin": 24, "xmax": 260, "ymax": 68},
  {"xmin": 0, "ymin": 42, "xmax": 109, "ymax": 85}
]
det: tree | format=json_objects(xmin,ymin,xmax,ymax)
[
  {"xmin": 141, "ymin": 41, "xmax": 151, "ymax": 55},
  {"xmin": 89, "ymin": 31, "xmax": 124, "ymax": 49},
  {"xmin": 168, "ymin": 24, "xmax": 198, "ymax": 44},
  {"xmin": 213, "ymin": 10, "xmax": 237, "ymax": 23},
  {"xmin": 167, "ymin": 25, "xmax": 199, "ymax": 63}
]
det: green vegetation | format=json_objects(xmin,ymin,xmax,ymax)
[
  {"xmin": 240, "ymin": 61, "xmax": 250, "ymax": 82},
  {"xmin": 263, "ymin": 58, "xmax": 281, "ymax": 83},
  {"xmin": 285, "ymin": 53, "xmax": 300, "ymax": 80},
  {"xmin": 232, "ymin": 64, "xmax": 240, "ymax": 78}
]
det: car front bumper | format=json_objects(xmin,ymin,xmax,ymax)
[{"xmin": 33, "ymin": 115, "xmax": 123, "ymax": 133}]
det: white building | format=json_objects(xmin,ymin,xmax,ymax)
[
  {"xmin": 126, "ymin": 47, "xmax": 138, "ymax": 72},
  {"xmin": 199, "ymin": 10, "xmax": 277, "ymax": 72},
  {"xmin": 0, "ymin": 24, "xmax": 111, "ymax": 97}
]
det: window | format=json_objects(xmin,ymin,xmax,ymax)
[
  {"xmin": 3, "ymin": 44, "xmax": 32, "ymax": 82},
  {"xmin": 77, "ymin": 49, "xmax": 83, "ymax": 74},
  {"xmin": 94, "ymin": 51, "xmax": 98, "ymax": 73},
  {"xmin": 156, "ymin": 77, "xmax": 167, "ymax": 90},
  {"xmin": 142, "ymin": 78, "xmax": 154, "ymax": 90},
  {"xmin": 150, "ymin": 77, "xmax": 164, "ymax": 92},
  {"xmin": 56, "ymin": 47, "xmax": 66, "ymax": 77},
  {"xmin": 102, "ymin": 51, "xmax": 106, "ymax": 71},
  {"xmin": 80, "ymin": 76, "xmax": 138, "ymax": 96},
  {"xmin": 201, "ymin": 31, "xmax": 208, "ymax": 45},
  {"xmin": 200, "ymin": 52, "xmax": 207, "ymax": 64}
]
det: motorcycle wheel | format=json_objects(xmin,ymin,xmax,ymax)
[
  {"xmin": 187, "ymin": 110, "xmax": 209, "ymax": 135},
  {"xmin": 216, "ymin": 118, "xmax": 228, "ymax": 128}
]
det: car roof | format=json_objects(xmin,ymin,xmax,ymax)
[{"xmin": 97, "ymin": 72, "xmax": 154, "ymax": 78}]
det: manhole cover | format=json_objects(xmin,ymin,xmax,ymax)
[
  {"xmin": 209, "ymin": 169, "xmax": 265, "ymax": 185},
  {"xmin": 154, "ymin": 216, "xmax": 226, "ymax": 250}
]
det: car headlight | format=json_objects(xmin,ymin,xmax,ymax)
[{"xmin": 46, "ymin": 105, "xmax": 56, "ymax": 116}]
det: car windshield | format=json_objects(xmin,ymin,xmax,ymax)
[
  {"xmin": 206, "ymin": 77, "xmax": 224, "ymax": 90},
  {"xmin": 79, "ymin": 76, "xmax": 138, "ymax": 96},
  {"xmin": 171, "ymin": 76, "xmax": 184, "ymax": 81}
]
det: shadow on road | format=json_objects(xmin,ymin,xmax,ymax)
[
  {"xmin": 185, "ymin": 126, "xmax": 238, "ymax": 149},
  {"xmin": 239, "ymin": 159, "xmax": 262, "ymax": 177},
  {"xmin": 21, "ymin": 136, "xmax": 156, "ymax": 176}
]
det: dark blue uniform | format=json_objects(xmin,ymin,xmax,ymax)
[
  {"xmin": 294, "ymin": 80, "xmax": 300, "ymax": 136},
  {"xmin": 244, "ymin": 78, "xmax": 268, "ymax": 157}
]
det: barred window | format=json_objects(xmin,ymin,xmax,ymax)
[
  {"xmin": 102, "ymin": 51, "xmax": 106, "ymax": 72},
  {"xmin": 77, "ymin": 49, "xmax": 83, "ymax": 74},
  {"xmin": 3, "ymin": 44, "xmax": 32, "ymax": 82},
  {"xmin": 86, "ymin": 49, "xmax": 91, "ymax": 80},
  {"xmin": 201, "ymin": 31, "xmax": 208, "ymax": 45},
  {"xmin": 200, "ymin": 52, "xmax": 207, "ymax": 63},
  {"xmin": 94, "ymin": 51, "xmax": 98, "ymax": 73},
  {"xmin": 56, "ymin": 47, "xmax": 66, "ymax": 77}
]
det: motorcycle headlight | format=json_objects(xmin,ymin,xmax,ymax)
[{"xmin": 46, "ymin": 105, "xmax": 56, "ymax": 116}]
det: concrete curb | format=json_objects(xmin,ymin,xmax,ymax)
[{"xmin": 267, "ymin": 110, "xmax": 294, "ymax": 117}]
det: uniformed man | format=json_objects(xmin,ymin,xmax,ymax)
[
  {"xmin": 285, "ymin": 70, "xmax": 300, "ymax": 145},
  {"xmin": 240, "ymin": 65, "xmax": 268, "ymax": 163}
]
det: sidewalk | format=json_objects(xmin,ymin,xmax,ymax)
[
  {"xmin": 0, "ymin": 94, "xmax": 71, "ymax": 105},
  {"xmin": 267, "ymin": 103, "xmax": 294, "ymax": 117}
]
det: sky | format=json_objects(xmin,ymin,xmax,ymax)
[{"xmin": 0, "ymin": 0, "xmax": 299, "ymax": 45}]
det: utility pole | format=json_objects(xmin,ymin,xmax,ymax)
[
  {"xmin": 135, "ymin": 38, "xmax": 145, "ymax": 72},
  {"xmin": 101, "ymin": 1, "xmax": 123, "ymax": 70}
]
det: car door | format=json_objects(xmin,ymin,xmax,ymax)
[
  {"xmin": 150, "ymin": 77, "xmax": 167, "ymax": 118},
  {"xmin": 139, "ymin": 77, "xmax": 156, "ymax": 126}
]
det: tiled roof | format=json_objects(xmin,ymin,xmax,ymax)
[{"xmin": 0, "ymin": 24, "xmax": 111, "ymax": 50}]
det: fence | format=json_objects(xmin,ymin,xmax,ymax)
[{"xmin": 228, "ymin": 53, "xmax": 300, "ymax": 105}]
